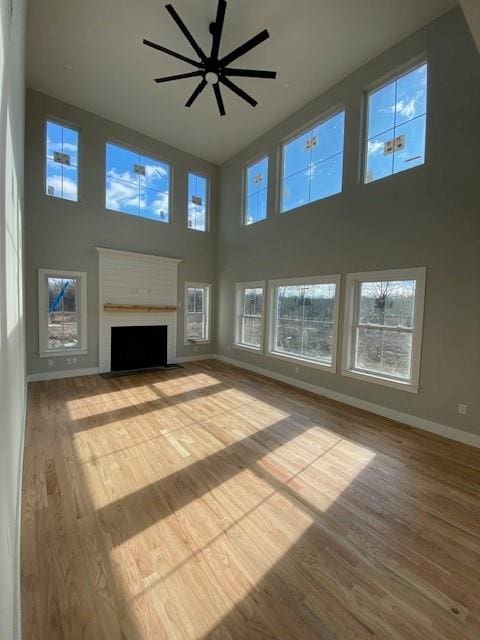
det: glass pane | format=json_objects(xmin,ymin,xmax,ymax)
[
  {"xmin": 257, "ymin": 188, "xmax": 267, "ymax": 222},
  {"xmin": 281, "ymin": 169, "xmax": 310, "ymax": 213},
  {"xmin": 368, "ymin": 82, "xmax": 396, "ymax": 138},
  {"xmin": 277, "ymin": 286, "xmax": 303, "ymax": 320},
  {"xmin": 311, "ymin": 111, "xmax": 345, "ymax": 164},
  {"xmin": 276, "ymin": 318, "xmax": 302, "ymax": 356},
  {"xmin": 393, "ymin": 115, "xmax": 426, "ymax": 174},
  {"xmin": 359, "ymin": 280, "xmax": 416, "ymax": 328},
  {"xmin": 283, "ymin": 129, "xmax": 312, "ymax": 179},
  {"xmin": 46, "ymin": 121, "xmax": 63, "ymax": 160},
  {"xmin": 243, "ymin": 288, "xmax": 262, "ymax": 316},
  {"xmin": 46, "ymin": 159, "xmax": 63, "ymax": 198},
  {"xmin": 187, "ymin": 313, "xmax": 205, "ymax": 339},
  {"xmin": 303, "ymin": 284, "xmax": 336, "ymax": 321},
  {"xmin": 140, "ymin": 155, "xmax": 170, "ymax": 192},
  {"xmin": 106, "ymin": 177, "xmax": 139, "ymax": 215},
  {"xmin": 141, "ymin": 188, "xmax": 169, "ymax": 222},
  {"xmin": 187, "ymin": 288, "xmax": 195, "ymax": 313},
  {"xmin": 356, "ymin": 327, "xmax": 412, "ymax": 379},
  {"xmin": 241, "ymin": 316, "xmax": 262, "ymax": 348},
  {"xmin": 302, "ymin": 321, "xmax": 333, "ymax": 362},
  {"xmin": 62, "ymin": 126, "xmax": 79, "ymax": 166},
  {"xmin": 365, "ymin": 129, "xmax": 394, "ymax": 183},
  {"xmin": 106, "ymin": 143, "xmax": 139, "ymax": 185},
  {"xmin": 62, "ymin": 165, "xmax": 78, "ymax": 201},
  {"xmin": 395, "ymin": 64, "xmax": 427, "ymax": 127},
  {"xmin": 194, "ymin": 288, "xmax": 204, "ymax": 312},
  {"xmin": 47, "ymin": 278, "xmax": 79, "ymax": 350},
  {"xmin": 309, "ymin": 154, "xmax": 343, "ymax": 203},
  {"xmin": 245, "ymin": 192, "xmax": 258, "ymax": 225}
]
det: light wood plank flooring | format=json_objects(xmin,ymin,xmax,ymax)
[{"xmin": 22, "ymin": 360, "xmax": 480, "ymax": 639}]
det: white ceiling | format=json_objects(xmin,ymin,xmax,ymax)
[{"xmin": 27, "ymin": 0, "xmax": 457, "ymax": 164}]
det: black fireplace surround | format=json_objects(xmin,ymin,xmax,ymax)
[{"xmin": 111, "ymin": 325, "xmax": 168, "ymax": 372}]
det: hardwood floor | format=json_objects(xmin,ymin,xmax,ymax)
[{"xmin": 22, "ymin": 360, "xmax": 480, "ymax": 639}]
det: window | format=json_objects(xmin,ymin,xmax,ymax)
[
  {"xmin": 188, "ymin": 172, "xmax": 209, "ymax": 231},
  {"xmin": 280, "ymin": 111, "xmax": 345, "ymax": 213},
  {"xmin": 342, "ymin": 267, "xmax": 426, "ymax": 391},
  {"xmin": 235, "ymin": 282, "xmax": 264, "ymax": 351},
  {"xmin": 45, "ymin": 120, "xmax": 79, "ymax": 201},
  {"xmin": 185, "ymin": 283, "xmax": 211, "ymax": 343},
  {"xmin": 38, "ymin": 269, "xmax": 87, "ymax": 357},
  {"xmin": 105, "ymin": 142, "xmax": 170, "ymax": 222},
  {"xmin": 365, "ymin": 62, "xmax": 427, "ymax": 183},
  {"xmin": 245, "ymin": 156, "xmax": 268, "ymax": 224},
  {"xmin": 268, "ymin": 275, "xmax": 340, "ymax": 370}
]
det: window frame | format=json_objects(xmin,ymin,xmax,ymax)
[
  {"xmin": 278, "ymin": 106, "xmax": 346, "ymax": 215},
  {"xmin": 184, "ymin": 282, "xmax": 212, "ymax": 345},
  {"xmin": 362, "ymin": 58, "xmax": 428, "ymax": 185},
  {"xmin": 104, "ymin": 138, "xmax": 172, "ymax": 223},
  {"xmin": 341, "ymin": 267, "xmax": 426, "ymax": 392},
  {"xmin": 234, "ymin": 280, "xmax": 265, "ymax": 353},
  {"xmin": 243, "ymin": 154, "xmax": 269, "ymax": 226},
  {"xmin": 44, "ymin": 118, "xmax": 81, "ymax": 203},
  {"xmin": 187, "ymin": 169, "xmax": 210, "ymax": 232},
  {"xmin": 267, "ymin": 274, "xmax": 341, "ymax": 372},
  {"xmin": 38, "ymin": 268, "xmax": 88, "ymax": 358}
]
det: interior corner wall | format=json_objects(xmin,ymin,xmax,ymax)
[
  {"xmin": 24, "ymin": 91, "xmax": 218, "ymax": 377},
  {"xmin": 215, "ymin": 7, "xmax": 480, "ymax": 440},
  {"xmin": 0, "ymin": 0, "xmax": 27, "ymax": 638}
]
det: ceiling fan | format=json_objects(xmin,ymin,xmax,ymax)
[{"xmin": 143, "ymin": 0, "xmax": 277, "ymax": 116}]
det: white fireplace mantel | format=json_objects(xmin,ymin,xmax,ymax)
[{"xmin": 96, "ymin": 247, "xmax": 182, "ymax": 373}]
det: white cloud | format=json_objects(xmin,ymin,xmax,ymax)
[
  {"xmin": 47, "ymin": 172, "xmax": 77, "ymax": 200},
  {"xmin": 368, "ymin": 140, "xmax": 384, "ymax": 155},
  {"xmin": 395, "ymin": 98, "xmax": 417, "ymax": 119}
]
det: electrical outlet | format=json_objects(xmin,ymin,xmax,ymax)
[
  {"xmin": 295, "ymin": 366, "xmax": 300, "ymax": 374},
  {"xmin": 48, "ymin": 359, "xmax": 53, "ymax": 367},
  {"xmin": 67, "ymin": 358, "xmax": 72, "ymax": 365},
  {"xmin": 72, "ymin": 357, "xmax": 77, "ymax": 364},
  {"xmin": 227, "ymin": 345, "xmax": 231, "ymax": 351},
  {"xmin": 458, "ymin": 403, "xmax": 467, "ymax": 415}
]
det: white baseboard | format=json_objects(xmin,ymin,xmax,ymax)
[
  {"xmin": 27, "ymin": 367, "xmax": 100, "ymax": 382},
  {"xmin": 175, "ymin": 354, "xmax": 216, "ymax": 363},
  {"xmin": 214, "ymin": 354, "xmax": 480, "ymax": 449}
]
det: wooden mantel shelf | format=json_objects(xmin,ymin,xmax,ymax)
[{"xmin": 104, "ymin": 304, "xmax": 177, "ymax": 313}]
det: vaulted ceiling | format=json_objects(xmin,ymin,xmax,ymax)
[{"xmin": 27, "ymin": 0, "xmax": 457, "ymax": 164}]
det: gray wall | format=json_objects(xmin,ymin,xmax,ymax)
[
  {"xmin": 25, "ymin": 90, "xmax": 218, "ymax": 376},
  {"xmin": 0, "ymin": 0, "xmax": 26, "ymax": 638},
  {"xmin": 216, "ymin": 7, "xmax": 480, "ymax": 437}
]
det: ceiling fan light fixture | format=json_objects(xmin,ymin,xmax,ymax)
[{"xmin": 144, "ymin": 0, "xmax": 277, "ymax": 116}]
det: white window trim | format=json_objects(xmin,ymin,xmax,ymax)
[
  {"xmin": 184, "ymin": 282, "xmax": 212, "ymax": 345},
  {"xmin": 104, "ymin": 139, "xmax": 172, "ymax": 223},
  {"xmin": 234, "ymin": 280, "xmax": 265, "ymax": 353},
  {"xmin": 278, "ymin": 106, "xmax": 345, "ymax": 215},
  {"xmin": 38, "ymin": 269, "xmax": 88, "ymax": 358},
  {"xmin": 363, "ymin": 59, "xmax": 428, "ymax": 185},
  {"xmin": 243, "ymin": 154, "xmax": 269, "ymax": 226},
  {"xmin": 267, "ymin": 274, "xmax": 341, "ymax": 372},
  {"xmin": 341, "ymin": 267, "xmax": 426, "ymax": 393},
  {"xmin": 187, "ymin": 170, "xmax": 210, "ymax": 232},
  {"xmin": 45, "ymin": 118, "xmax": 81, "ymax": 203}
]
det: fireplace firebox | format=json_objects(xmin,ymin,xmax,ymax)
[{"xmin": 111, "ymin": 325, "xmax": 168, "ymax": 372}]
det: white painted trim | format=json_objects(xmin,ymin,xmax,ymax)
[
  {"xmin": 184, "ymin": 282, "xmax": 212, "ymax": 344},
  {"xmin": 342, "ymin": 266, "xmax": 426, "ymax": 393},
  {"xmin": 38, "ymin": 269, "xmax": 88, "ymax": 356},
  {"xmin": 234, "ymin": 280, "xmax": 265, "ymax": 352},
  {"xmin": 213, "ymin": 354, "xmax": 480, "ymax": 449},
  {"xmin": 267, "ymin": 274, "xmax": 341, "ymax": 373},
  {"xmin": 27, "ymin": 367, "xmax": 100, "ymax": 382},
  {"xmin": 95, "ymin": 246, "xmax": 182, "ymax": 265}
]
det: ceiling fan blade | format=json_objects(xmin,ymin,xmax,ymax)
[
  {"xmin": 185, "ymin": 78, "xmax": 208, "ymax": 107},
  {"xmin": 223, "ymin": 68, "xmax": 277, "ymax": 79},
  {"xmin": 220, "ymin": 76, "xmax": 257, "ymax": 107},
  {"xmin": 220, "ymin": 29, "xmax": 270, "ymax": 68},
  {"xmin": 210, "ymin": 0, "xmax": 227, "ymax": 60},
  {"xmin": 155, "ymin": 70, "xmax": 203, "ymax": 83},
  {"xmin": 213, "ymin": 83, "xmax": 226, "ymax": 116},
  {"xmin": 143, "ymin": 39, "xmax": 203, "ymax": 68},
  {"xmin": 165, "ymin": 4, "xmax": 207, "ymax": 62}
]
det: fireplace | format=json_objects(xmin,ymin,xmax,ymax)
[{"xmin": 111, "ymin": 325, "xmax": 168, "ymax": 372}]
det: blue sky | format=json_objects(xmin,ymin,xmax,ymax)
[{"xmin": 46, "ymin": 121, "xmax": 79, "ymax": 201}]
